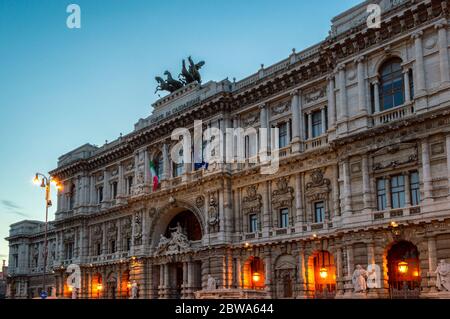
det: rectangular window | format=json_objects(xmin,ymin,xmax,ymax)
[
  {"xmin": 249, "ymin": 214, "xmax": 258, "ymax": 233},
  {"xmin": 278, "ymin": 123, "xmax": 288, "ymax": 148},
  {"xmin": 98, "ymin": 186, "xmax": 103, "ymax": 204},
  {"xmin": 110, "ymin": 240, "xmax": 116, "ymax": 254},
  {"xmin": 391, "ymin": 175, "xmax": 405, "ymax": 209},
  {"xmin": 13, "ymin": 254, "xmax": 18, "ymax": 268},
  {"xmin": 377, "ymin": 178, "xmax": 387, "ymax": 211},
  {"xmin": 126, "ymin": 237, "xmax": 131, "ymax": 251},
  {"xmin": 127, "ymin": 176, "xmax": 133, "ymax": 195},
  {"xmin": 279, "ymin": 208, "xmax": 289, "ymax": 228},
  {"xmin": 112, "ymin": 182, "xmax": 118, "ymax": 199},
  {"xmin": 65, "ymin": 242, "xmax": 73, "ymax": 260},
  {"xmin": 314, "ymin": 201, "xmax": 325, "ymax": 223},
  {"xmin": 96, "ymin": 243, "xmax": 101, "ymax": 256},
  {"xmin": 312, "ymin": 111, "xmax": 322, "ymax": 138},
  {"xmin": 410, "ymin": 171, "xmax": 420, "ymax": 206}
]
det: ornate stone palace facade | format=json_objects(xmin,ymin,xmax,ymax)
[{"xmin": 6, "ymin": 0, "xmax": 450, "ymax": 299}]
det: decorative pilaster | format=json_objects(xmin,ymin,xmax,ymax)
[
  {"xmin": 338, "ymin": 64, "xmax": 348, "ymax": 120},
  {"xmin": 327, "ymin": 75, "xmax": 336, "ymax": 128},
  {"xmin": 362, "ymin": 154, "xmax": 371, "ymax": 211},
  {"xmin": 435, "ymin": 20, "xmax": 450, "ymax": 85},
  {"xmin": 422, "ymin": 139, "xmax": 433, "ymax": 201},
  {"xmin": 295, "ymin": 173, "xmax": 304, "ymax": 227},
  {"xmin": 446, "ymin": 134, "xmax": 450, "ymax": 195},
  {"xmin": 356, "ymin": 56, "xmax": 367, "ymax": 114},
  {"xmin": 290, "ymin": 90, "xmax": 302, "ymax": 153},
  {"xmin": 411, "ymin": 31, "xmax": 426, "ymax": 95},
  {"xmin": 427, "ymin": 236, "xmax": 438, "ymax": 292},
  {"xmin": 373, "ymin": 79, "xmax": 381, "ymax": 113},
  {"xmin": 342, "ymin": 159, "xmax": 352, "ymax": 215}
]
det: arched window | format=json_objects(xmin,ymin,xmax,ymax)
[
  {"xmin": 173, "ymin": 148, "xmax": 184, "ymax": 178},
  {"xmin": 379, "ymin": 58, "xmax": 404, "ymax": 111}
]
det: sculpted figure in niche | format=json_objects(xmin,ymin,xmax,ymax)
[
  {"xmin": 207, "ymin": 275, "xmax": 217, "ymax": 290},
  {"xmin": 130, "ymin": 281, "xmax": 139, "ymax": 299},
  {"xmin": 352, "ymin": 265, "xmax": 374, "ymax": 293},
  {"xmin": 436, "ymin": 259, "xmax": 450, "ymax": 292}
]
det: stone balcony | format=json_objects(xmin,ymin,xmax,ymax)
[{"xmin": 372, "ymin": 103, "xmax": 415, "ymax": 126}]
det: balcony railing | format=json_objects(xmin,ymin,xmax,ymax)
[
  {"xmin": 373, "ymin": 103, "xmax": 414, "ymax": 125},
  {"xmin": 305, "ymin": 135, "xmax": 328, "ymax": 151}
]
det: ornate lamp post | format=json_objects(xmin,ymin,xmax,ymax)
[{"xmin": 33, "ymin": 173, "xmax": 61, "ymax": 298}]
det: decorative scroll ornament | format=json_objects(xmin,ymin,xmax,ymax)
[
  {"xmin": 305, "ymin": 168, "xmax": 331, "ymax": 201},
  {"xmin": 121, "ymin": 216, "xmax": 132, "ymax": 237},
  {"xmin": 242, "ymin": 113, "xmax": 259, "ymax": 127},
  {"xmin": 64, "ymin": 229, "xmax": 75, "ymax": 242},
  {"xmin": 242, "ymin": 185, "xmax": 262, "ymax": 215},
  {"xmin": 107, "ymin": 222, "xmax": 118, "ymax": 240},
  {"xmin": 304, "ymin": 86, "xmax": 326, "ymax": 104},
  {"xmin": 133, "ymin": 212, "xmax": 143, "ymax": 245},
  {"xmin": 208, "ymin": 194, "xmax": 219, "ymax": 232},
  {"xmin": 93, "ymin": 225, "xmax": 103, "ymax": 242},
  {"xmin": 271, "ymin": 103, "xmax": 289, "ymax": 115},
  {"xmin": 272, "ymin": 177, "xmax": 294, "ymax": 209},
  {"xmin": 156, "ymin": 222, "xmax": 191, "ymax": 255},
  {"xmin": 195, "ymin": 195, "xmax": 205, "ymax": 209}
]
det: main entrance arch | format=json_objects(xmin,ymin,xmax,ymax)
[{"xmin": 151, "ymin": 203, "xmax": 204, "ymax": 299}]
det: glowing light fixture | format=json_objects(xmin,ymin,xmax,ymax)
[
  {"xmin": 97, "ymin": 283, "xmax": 103, "ymax": 291},
  {"xmin": 413, "ymin": 270, "xmax": 419, "ymax": 277},
  {"xmin": 398, "ymin": 261, "xmax": 408, "ymax": 274},
  {"xmin": 33, "ymin": 174, "xmax": 40, "ymax": 185},
  {"xmin": 252, "ymin": 272, "xmax": 261, "ymax": 283},
  {"xmin": 127, "ymin": 282, "xmax": 132, "ymax": 289},
  {"xmin": 68, "ymin": 285, "xmax": 73, "ymax": 292},
  {"xmin": 319, "ymin": 267, "xmax": 328, "ymax": 279}
]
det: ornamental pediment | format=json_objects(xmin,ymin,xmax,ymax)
[
  {"xmin": 242, "ymin": 185, "xmax": 262, "ymax": 214},
  {"xmin": 272, "ymin": 177, "xmax": 294, "ymax": 209}
]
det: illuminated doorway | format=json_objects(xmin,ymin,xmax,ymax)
[{"xmin": 387, "ymin": 241, "xmax": 421, "ymax": 291}]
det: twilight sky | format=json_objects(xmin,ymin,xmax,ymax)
[{"xmin": 0, "ymin": 0, "xmax": 361, "ymax": 263}]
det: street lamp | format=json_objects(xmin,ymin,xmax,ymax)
[{"xmin": 33, "ymin": 172, "xmax": 61, "ymax": 298}]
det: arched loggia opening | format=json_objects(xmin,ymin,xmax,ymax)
[
  {"xmin": 308, "ymin": 250, "xmax": 336, "ymax": 298},
  {"xmin": 243, "ymin": 256, "xmax": 265, "ymax": 290},
  {"xmin": 387, "ymin": 241, "xmax": 421, "ymax": 292}
]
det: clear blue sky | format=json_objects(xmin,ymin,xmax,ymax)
[{"xmin": 0, "ymin": 0, "xmax": 361, "ymax": 262}]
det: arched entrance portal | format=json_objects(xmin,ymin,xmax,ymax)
[
  {"xmin": 308, "ymin": 250, "xmax": 336, "ymax": 298},
  {"xmin": 106, "ymin": 272, "xmax": 117, "ymax": 299},
  {"xmin": 154, "ymin": 208, "xmax": 204, "ymax": 299},
  {"xmin": 387, "ymin": 241, "xmax": 421, "ymax": 292},
  {"xmin": 274, "ymin": 254, "xmax": 297, "ymax": 298}
]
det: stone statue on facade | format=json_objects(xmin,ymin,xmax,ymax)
[
  {"xmin": 352, "ymin": 265, "xmax": 372, "ymax": 293},
  {"xmin": 71, "ymin": 287, "xmax": 78, "ymax": 299},
  {"xmin": 130, "ymin": 281, "xmax": 139, "ymax": 299},
  {"xmin": 207, "ymin": 275, "xmax": 217, "ymax": 291},
  {"xmin": 156, "ymin": 222, "xmax": 191, "ymax": 255},
  {"xmin": 435, "ymin": 259, "xmax": 450, "ymax": 291}
]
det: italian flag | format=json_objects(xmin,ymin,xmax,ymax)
[{"xmin": 149, "ymin": 160, "xmax": 159, "ymax": 191}]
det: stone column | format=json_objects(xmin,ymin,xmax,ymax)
[
  {"xmin": 321, "ymin": 107, "xmax": 326, "ymax": 135},
  {"xmin": 290, "ymin": 90, "xmax": 301, "ymax": 152},
  {"xmin": 362, "ymin": 154, "xmax": 371, "ymax": 211},
  {"xmin": 346, "ymin": 244, "xmax": 354, "ymax": 293},
  {"xmin": 412, "ymin": 31, "xmax": 426, "ymax": 95},
  {"xmin": 297, "ymin": 248, "xmax": 307, "ymax": 298},
  {"xmin": 162, "ymin": 143, "xmax": 170, "ymax": 181},
  {"xmin": 103, "ymin": 170, "xmax": 110, "ymax": 202},
  {"xmin": 403, "ymin": 68, "xmax": 412, "ymax": 103},
  {"xmin": 342, "ymin": 159, "xmax": 352, "ymax": 215},
  {"xmin": 333, "ymin": 164, "xmax": 340, "ymax": 217},
  {"xmin": 118, "ymin": 163, "xmax": 124, "ymax": 196},
  {"xmin": 427, "ymin": 236, "xmax": 437, "ymax": 292},
  {"xmin": 262, "ymin": 181, "xmax": 270, "ymax": 236},
  {"xmin": 307, "ymin": 112, "xmax": 313, "ymax": 140},
  {"xmin": 422, "ymin": 139, "xmax": 433, "ymax": 200},
  {"xmin": 298, "ymin": 94, "xmax": 304, "ymax": 141},
  {"xmin": 446, "ymin": 134, "xmax": 450, "ymax": 194},
  {"xmin": 259, "ymin": 103, "xmax": 268, "ymax": 154},
  {"xmin": 373, "ymin": 80, "xmax": 381, "ymax": 113},
  {"xmin": 335, "ymin": 247, "xmax": 344, "ymax": 295},
  {"xmin": 356, "ymin": 56, "xmax": 367, "ymax": 114},
  {"xmin": 89, "ymin": 176, "xmax": 96, "ymax": 205},
  {"xmin": 141, "ymin": 149, "xmax": 150, "ymax": 186},
  {"xmin": 264, "ymin": 251, "xmax": 272, "ymax": 296},
  {"xmin": 338, "ymin": 64, "xmax": 348, "ymax": 121},
  {"xmin": 295, "ymin": 173, "xmax": 304, "ymax": 226},
  {"xmin": 327, "ymin": 75, "xmax": 336, "ymax": 128},
  {"xmin": 435, "ymin": 20, "xmax": 450, "ymax": 85},
  {"xmin": 286, "ymin": 120, "xmax": 291, "ymax": 143}
]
